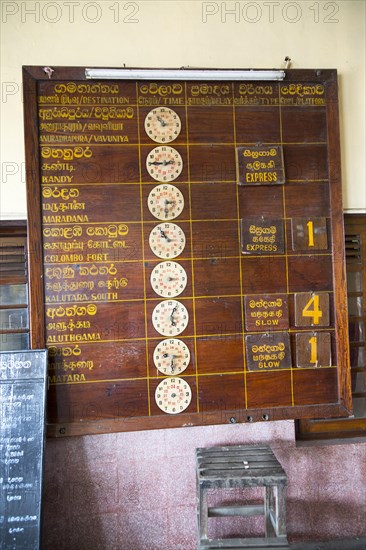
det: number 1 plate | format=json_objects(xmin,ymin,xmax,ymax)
[{"xmin": 296, "ymin": 332, "xmax": 332, "ymax": 368}]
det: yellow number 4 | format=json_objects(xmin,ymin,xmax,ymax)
[{"xmin": 302, "ymin": 294, "xmax": 322, "ymax": 325}]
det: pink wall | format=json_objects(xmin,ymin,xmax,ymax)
[{"xmin": 42, "ymin": 422, "xmax": 366, "ymax": 549}]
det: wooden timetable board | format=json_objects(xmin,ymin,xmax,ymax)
[{"xmin": 23, "ymin": 67, "xmax": 352, "ymax": 436}]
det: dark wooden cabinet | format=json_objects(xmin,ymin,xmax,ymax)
[{"xmin": 0, "ymin": 221, "xmax": 29, "ymax": 351}]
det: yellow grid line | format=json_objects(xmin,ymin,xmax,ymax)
[
  {"xmin": 232, "ymin": 82, "xmax": 248, "ymax": 409},
  {"xmin": 185, "ymin": 83, "xmax": 200, "ymax": 413},
  {"xmin": 279, "ymin": 84, "xmax": 295, "ymax": 407},
  {"xmin": 41, "ymin": 216, "xmax": 333, "ymax": 225},
  {"xmin": 44, "ymin": 289, "xmax": 335, "ymax": 305},
  {"xmin": 41, "ymin": 216, "xmax": 332, "ymax": 224},
  {"xmin": 38, "ymin": 103, "xmax": 327, "ymax": 109},
  {"xmin": 45, "ymin": 327, "xmax": 337, "ymax": 346},
  {"xmin": 49, "ymin": 365, "xmax": 338, "ymax": 387},
  {"xmin": 136, "ymin": 85, "xmax": 151, "ymax": 417},
  {"xmin": 41, "ymin": 179, "xmax": 329, "ymax": 190},
  {"xmin": 43, "ymin": 252, "xmax": 334, "ymax": 265},
  {"xmin": 39, "ymin": 141, "xmax": 328, "ymax": 147}
]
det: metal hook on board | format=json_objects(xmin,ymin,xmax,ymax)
[
  {"xmin": 43, "ymin": 67, "xmax": 54, "ymax": 79},
  {"xmin": 284, "ymin": 56, "xmax": 292, "ymax": 69}
]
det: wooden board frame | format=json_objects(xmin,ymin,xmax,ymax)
[
  {"xmin": 297, "ymin": 213, "xmax": 366, "ymax": 441},
  {"xmin": 23, "ymin": 66, "xmax": 352, "ymax": 437}
]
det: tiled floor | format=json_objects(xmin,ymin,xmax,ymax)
[
  {"xmin": 197, "ymin": 539, "xmax": 366, "ymax": 550},
  {"xmin": 291, "ymin": 537, "xmax": 366, "ymax": 550}
]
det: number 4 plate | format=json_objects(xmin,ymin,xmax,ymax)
[{"xmin": 294, "ymin": 292, "xmax": 330, "ymax": 327}]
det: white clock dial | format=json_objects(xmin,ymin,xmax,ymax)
[
  {"xmin": 144, "ymin": 107, "xmax": 182, "ymax": 143},
  {"xmin": 155, "ymin": 376, "xmax": 192, "ymax": 414},
  {"xmin": 149, "ymin": 223, "xmax": 186, "ymax": 259},
  {"xmin": 153, "ymin": 338, "xmax": 190, "ymax": 375},
  {"xmin": 147, "ymin": 184, "xmax": 184, "ymax": 221},
  {"xmin": 150, "ymin": 261, "xmax": 187, "ymax": 298},
  {"xmin": 146, "ymin": 146, "xmax": 183, "ymax": 182},
  {"xmin": 152, "ymin": 299, "xmax": 189, "ymax": 336}
]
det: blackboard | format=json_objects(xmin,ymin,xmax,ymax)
[{"xmin": 0, "ymin": 350, "xmax": 47, "ymax": 549}]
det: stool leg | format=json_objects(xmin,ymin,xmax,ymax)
[
  {"xmin": 265, "ymin": 486, "xmax": 276, "ymax": 537},
  {"xmin": 198, "ymin": 486, "xmax": 208, "ymax": 541},
  {"xmin": 276, "ymin": 483, "xmax": 287, "ymax": 537}
]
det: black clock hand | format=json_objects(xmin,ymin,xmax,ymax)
[
  {"xmin": 164, "ymin": 200, "xmax": 172, "ymax": 217},
  {"xmin": 157, "ymin": 115, "xmax": 167, "ymax": 127},
  {"xmin": 159, "ymin": 228, "xmax": 171, "ymax": 242},
  {"xmin": 164, "ymin": 199, "xmax": 175, "ymax": 217},
  {"xmin": 170, "ymin": 305, "xmax": 177, "ymax": 326},
  {"xmin": 148, "ymin": 160, "xmax": 174, "ymax": 166},
  {"xmin": 170, "ymin": 355, "xmax": 175, "ymax": 373}
]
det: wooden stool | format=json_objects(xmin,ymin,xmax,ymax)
[{"xmin": 196, "ymin": 445, "xmax": 289, "ymax": 550}]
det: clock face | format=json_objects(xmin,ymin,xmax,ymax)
[
  {"xmin": 153, "ymin": 338, "xmax": 190, "ymax": 375},
  {"xmin": 144, "ymin": 107, "xmax": 182, "ymax": 143},
  {"xmin": 155, "ymin": 376, "xmax": 192, "ymax": 414},
  {"xmin": 146, "ymin": 146, "xmax": 183, "ymax": 182},
  {"xmin": 147, "ymin": 184, "xmax": 184, "ymax": 221},
  {"xmin": 148, "ymin": 223, "xmax": 186, "ymax": 259},
  {"xmin": 150, "ymin": 261, "xmax": 187, "ymax": 298},
  {"xmin": 152, "ymin": 299, "xmax": 189, "ymax": 336}
]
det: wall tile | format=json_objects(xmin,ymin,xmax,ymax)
[{"xmin": 42, "ymin": 425, "xmax": 366, "ymax": 548}]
